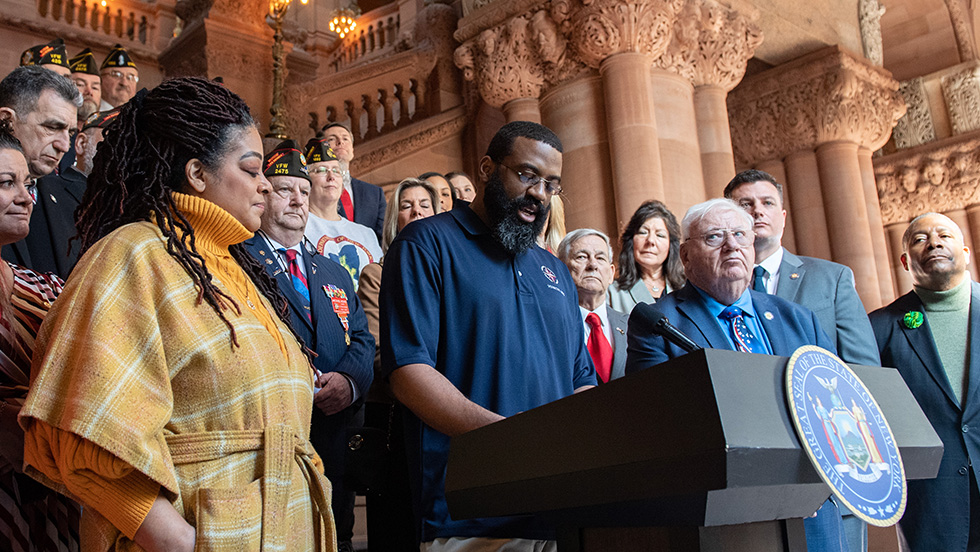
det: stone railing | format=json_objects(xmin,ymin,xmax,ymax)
[
  {"xmin": 285, "ymin": 2, "xmax": 461, "ymax": 155},
  {"xmin": 327, "ymin": 2, "xmax": 401, "ymax": 72},
  {"xmin": 36, "ymin": 0, "xmax": 156, "ymax": 45}
]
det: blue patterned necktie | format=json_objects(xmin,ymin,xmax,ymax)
[
  {"xmin": 719, "ymin": 306, "xmax": 766, "ymax": 354},
  {"xmin": 280, "ymin": 248, "xmax": 311, "ymax": 318},
  {"xmin": 752, "ymin": 266, "xmax": 767, "ymax": 293}
]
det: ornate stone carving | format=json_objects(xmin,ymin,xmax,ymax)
[
  {"xmin": 352, "ymin": 107, "xmax": 469, "ymax": 174},
  {"xmin": 455, "ymin": 0, "xmax": 687, "ymax": 107},
  {"xmin": 858, "ymin": 0, "xmax": 884, "ymax": 67},
  {"xmin": 208, "ymin": 0, "xmax": 268, "ymax": 28},
  {"xmin": 654, "ymin": 0, "xmax": 762, "ymax": 90},
  {"xmin": 728, "ymin": 46, "xmax": 906, "ymax": 167},
  {"xmin": 945, "ymin": 0, "xmax": 976, "ymax": 63},
  {"xmin": 875, "ymin": 131, "xmax": 980, "ymax": 225},
  {"xmin": 942, "ymin": 64, "xmax": 980, "ymax": 135},
  {"xmin": 892, "ymin": 78, "xmax": 936, "ymax": 149},
  {"xmin": 554, "ymin": 0, "xmax": 683, "ymax": 68}
]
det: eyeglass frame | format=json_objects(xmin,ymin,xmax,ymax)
[
  {"xmin": 497, "ymin": 162, "xmax": 562, "ymax": 196},
  {"xmin": 310, "ymin": 166, "xmax": 343, "ymax": 177},
  {"xmin": 688, "ymin": 227, "xmax": 755, "ymax": 248},
  {"xmin": 105, "ymin": 70, "xmax": 139, "ymax": 83}
]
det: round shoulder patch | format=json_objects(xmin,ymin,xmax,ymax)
[{"xmin": 785, "ymin": 345, "xmax": 906, "ymax": 526}]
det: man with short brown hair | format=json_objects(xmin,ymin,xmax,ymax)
[{"xmin": 320, "ymin": 122, "xmax": 386, "ymax": 240}]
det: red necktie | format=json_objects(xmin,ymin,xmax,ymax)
[
  {"xmin": 340, "ymin": 188, "xmax": 354, "ymax": 221},
  {"xmin": 586, "ymin": 312, "xmax": 612, "ymax": 383}
]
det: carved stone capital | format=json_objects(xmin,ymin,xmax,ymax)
[
  {"xmin": 728, "ymin": 46, "xmax": 906, "ymax": 167},
  {"xmin": 893, "ymin": 78, "xmax": 936, "ymax": 149},
  {"xmin": 941, "ymin": 63, "xmax": 980, "ymax": 135},
  {"xmin": 554, "ymin": 0, "xmax": 684, "ymax": 68},
  {"xmin": 653, "ymin": 0, "xmax": 762, "ymax": 90},
  {"xmin": 874, "ymin": 130, "xmax": 980, "ymax": 225}
]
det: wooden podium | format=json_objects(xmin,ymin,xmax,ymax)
[{"xmin": 444, "ymin": 349, "xmax": 944, "ymax": 551}]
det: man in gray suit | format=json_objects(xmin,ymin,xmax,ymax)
[
  {"xmin": 559, "ymin": 229, "xmax": 628, "ymax": 382},
  {"xmin": 725, "ymin": 169, "xmax": 880, "ymax": 552}
]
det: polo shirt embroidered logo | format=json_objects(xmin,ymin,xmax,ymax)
[{"xmin": 541, "ymin": 265, "xmax": 558, "ymax": 284}]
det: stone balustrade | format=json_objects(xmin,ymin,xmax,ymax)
[
  {"xmin": 284, "ymin": 2, "xmax": 461, "ymax": 163},
  {"xmin": 36, "ymin": 0, "xmax": 155, "ymax": 45},
  {"xmin": 328, "ymin": 3, "xmax": 400, "ymax": 72}
]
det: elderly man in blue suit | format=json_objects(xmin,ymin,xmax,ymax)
[
  {"xmin": 870, "ymin": 213, "xmax": 980, "ymax": 552},
  {"xmin": 626, "ymin": 198, "xmax": 848, "ymax": 552},
  {"xmin": 244, "ymin": 140, "xmax": 374, "ymax": 552},
  {"xmin": 725, "ymin": 169, "xmax": 879, "ymax": 551}
]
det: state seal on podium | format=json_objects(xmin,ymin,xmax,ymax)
[{"xmin": 785, "ymin": 345, "xmax": 906, "ymax": 526}]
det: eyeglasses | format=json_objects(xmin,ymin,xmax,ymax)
[
  {"xmin": 311, "ymin": 166, "xmax": 343, "ymax": 176},
  {"xmin": 107, "ymin": 70, "xmax": 139, "ymax": 83},
  {"xmin": 692, "ymin": 228, "xmax": 754, "ymax": 248},
  {"xmin": 498, "ymin": 163, "xmax": 562, "ymax": 196}
]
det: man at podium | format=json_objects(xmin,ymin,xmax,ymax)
[
  {"xmin": 380, "ymin": 121, "xmax": 597, "ymax": 552},
  {"xmin": 625, "ymin": 198, "xmax": 848, "ymax": 552}
]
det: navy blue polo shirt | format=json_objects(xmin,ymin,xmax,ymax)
[{"xmin": 380, "ymin": 205, "xmax": 597, "ymax": 542}]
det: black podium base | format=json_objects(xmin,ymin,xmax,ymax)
[{"xmin": 557, "ymin": 519, "xmax": 808, "ymax": 552}]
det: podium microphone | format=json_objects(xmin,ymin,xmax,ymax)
[{"xmin": 635, "ymin": 303, "xmax": 702, "ymax": 353}]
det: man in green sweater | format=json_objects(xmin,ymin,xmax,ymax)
[{"xmin": 870, "ymin": 212, "xmax": 980, "ymax": 552}]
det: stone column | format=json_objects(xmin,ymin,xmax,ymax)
[
  {"xmin": 816, "ymin": 141, "xmax": 883, "ymax": 309},
  {"xmin": 601, "ymin": 52, "xmax": 666, "ymax": 222},
  {"xmin": 541, "ymin": 75, "xmax": 617, "ymax": 236},
  {"xmin": 967, "ymin": 205, "xmax": 980, "ymax": 280},
  {"xmin": 652, "ymin": 0, "xmax": 762, "ymax": 198},
  {"xmin": 858, "ymin": 147, "xmax": 896, "ymax": 303},
  {"xmin": 650, "ymin": 68, "xmax": 703, "ymax": 216},
  {"xmin": 502, "ymin": 97, "xmax": 542, "ymax": 123},
  {"xmin": 729, "ymin": 46, "xmax": 905, "ymax": 308},
  {"xmin": 945, "ymin": 208, "xmax": 978, "ymax": 278},
  {"xmin": 783, "ymin": 151, "xmax": 832, "ymax": 260},
  {"xmin": 885, "ymin": 223, "xmax": 911, "ymax": 295},
  {"xmin": 158, "ymin": 0, "xmax": 275, "ymax": 131},
  {"xmin": 756, "ymin": 159, "xmax": 796, "ymax": 252}
]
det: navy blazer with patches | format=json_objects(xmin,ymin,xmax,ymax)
[
  {"xmin": 625, "ymin": 282, "xmax": 836, "ymax": 374},
  {"xmin": 244, "ymin": 235, "xmax": 375, "ymax": 490},
  {"xmin": 869, "ymin": 282, "xmax": 980, "ymax": 552},
  {"xmin": 339, "ymin": 177, "xmax": 386, "ymax": 242}
]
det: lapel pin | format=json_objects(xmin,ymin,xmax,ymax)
[
  {"xmin": 259, "ymin": 250, "xmax": 266, "ymax": 256},
  {"xmin": 790, "ymin": 272, "xmax": 799, "ymax": 280},
  {"xmin": 764, "ymin": 311, "xmax": 774, "ymax": 320},
  {"xmin": 265, "ymin": 259, "xmax": 273, "ymax": 265},
  {"xmin": 616, "ymin": 327, "xmax": 625, "ymax": 335},
  {"xmin": 50, "ymin": 194, "xmax": 57, "ymax": 203}
]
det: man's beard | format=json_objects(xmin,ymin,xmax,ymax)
[{"xmin": 483, "ymin": 170, "xmax": 550, "ymax": 255}]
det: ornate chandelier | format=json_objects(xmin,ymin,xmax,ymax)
[{"xmin": 328, "ymin": 4, "xmax": 359, "ymax": 38}]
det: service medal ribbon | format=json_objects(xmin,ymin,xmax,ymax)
[{"xmin": 324, "ymin": 285, "xmax": 351, "ymax": 343}]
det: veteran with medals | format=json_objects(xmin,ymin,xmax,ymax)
[{"xmin": 244, "ymin": 139, "xmax": 374, "ymax": 552}]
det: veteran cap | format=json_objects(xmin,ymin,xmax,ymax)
[
  {"xmin": 304, "ymin": 137, "xmax": 339, "ymax": 165},
  {"xmin": 264, "ymin": 140, "xmax": 310, "ymax": 181},
  {"xmin": 82, "ymin": 108, "xmax": 122, "ymax": 132},
  {"xmin": 20, "ymin": 38, "xmax": 69, "ymax": 69},
  {"xmin": 69, "ymin": 48, "xmax": 99, "ymax": 75},
  {"xmin": 101, "ymin": 44, "xmax": 137, "ymax": 70}
]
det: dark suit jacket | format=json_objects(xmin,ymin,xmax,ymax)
[
  {"xmin": 607, "ymin": 306, "xmax": 628, "ymax": 381},
  {"xmin": 2, "ymin": 167, "xmax": 85, "ymax": 278},
  {"xmin": 625, "ymin": 283, "xmax": 836, "ymax": 374},
  {"xmin": 244, "ymin": 236, "xmax": 375, "ymax": 495},
  {"xmin": 339, "ymin": 177, "xmax": 386, "ymax": 241},
  {"xmin": 775, "ymin": 249, "xmax": 880, "ymax": 366},
  {"xmin": 869, "ymin": 282, "xmax": 980, "ymax": 552}
]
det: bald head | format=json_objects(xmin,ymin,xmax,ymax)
[{"xmin": 901, "ymin": 212, "xmax": 971, "ymax": 291}]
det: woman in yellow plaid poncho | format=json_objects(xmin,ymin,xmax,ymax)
[{"xmin": 19, "ymin": 78, "xmax": 336, "ymax": 551}]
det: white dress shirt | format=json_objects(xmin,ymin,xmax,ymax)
[{"xmin": 754, "ymin": 246, "xmax": 785, "ymax": 294}]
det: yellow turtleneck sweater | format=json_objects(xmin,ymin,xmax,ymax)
[{"xmin": 22, "ymin": 193, "xmax": 303, "ymax": 540}]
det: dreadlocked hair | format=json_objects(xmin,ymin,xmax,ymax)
[{"xmin": 75, "ymin": 77, "xmax": 300, "ymax": 349}]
